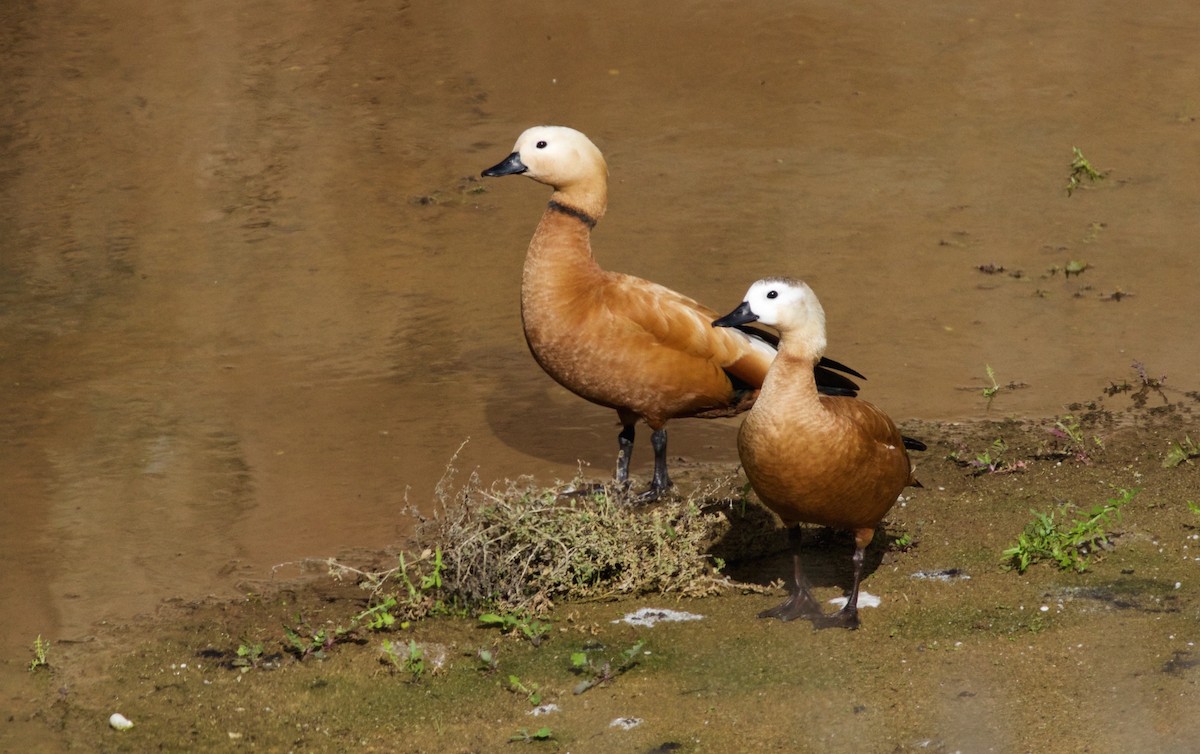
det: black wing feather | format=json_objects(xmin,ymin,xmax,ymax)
[{"xmin": 734, "ymin": 323, "xmax": 865, "ymax": 398}]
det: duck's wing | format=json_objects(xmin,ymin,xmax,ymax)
[
  {"xmin": 597, "ymin": 273, "xmax": 776, "ymax": 386},
  {"xmin": 823, "ymin": 397, "xmax": 912, "ymax": 462}
]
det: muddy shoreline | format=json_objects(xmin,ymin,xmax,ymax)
[{"xmin": 7, "ymin": 393, "xmax": 1200, "ymax": 753}]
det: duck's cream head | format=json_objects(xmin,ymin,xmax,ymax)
[
  {"xmin": 713, "ymin": 277, "xmax": 828, "ymax": 359},
  {"xmin": 482, "ymin": 126, "xmax": 608, "ymax": 220}
]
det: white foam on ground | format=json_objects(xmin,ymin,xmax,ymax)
[
  {"xmin": 911, "ymin": 569, "xmax": 971, "ymax": 582},
  {"xmin": 613, "ymin": 607, "xmax": 704, "ymax": 627},
  {"xmin": 828, "ymin": 591, "xmax": 881, "ymax": 609}
]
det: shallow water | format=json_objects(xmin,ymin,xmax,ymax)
[{"xmin": 2, "ymin": 0, "xmax": 1198, "ymax": 682}]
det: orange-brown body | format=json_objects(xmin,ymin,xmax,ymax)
[
  {"xmin": 521, "ymin": 206, "xmax": 773, "ymax": 431},
  {"xmin": 738, "ymin": 352, "xmax": 916, "ymax": 551}
]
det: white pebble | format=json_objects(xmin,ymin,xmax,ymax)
[{"xmin": 108, "ymin": 713, "xmax": 134, "ymax": 731}]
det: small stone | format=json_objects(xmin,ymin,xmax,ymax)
[{"xmin": 108, "ymin": 713, "xmax": 134, "ymax": 731}]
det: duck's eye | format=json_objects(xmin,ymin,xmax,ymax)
[
  {"xmin": 536, "ymin": 140, "xmax": 548, "ymax": 149},
  {"xmin": 766, "ymin": 290, "xmax": 778, "ymax": 299}
]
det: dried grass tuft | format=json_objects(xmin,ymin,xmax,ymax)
[{"xmin": 411, "ymin": 471, "xmax": 740, "ymax": 615}]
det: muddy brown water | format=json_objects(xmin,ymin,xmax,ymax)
[{"xmin": 1, "ymin": 0, "xmax": 1198, "ymax": 725}]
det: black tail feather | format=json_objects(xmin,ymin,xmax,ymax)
[
  {"xmin": 816, "ymin": 355, "xmax": 867, "ymax": 381},
  {"xmin": 814, "ymin": 362, "xmax": 861, "ymax": 397}
]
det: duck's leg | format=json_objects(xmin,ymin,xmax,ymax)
[
  {"xmin": 759, "ymin": 525, "xmax": 824, "ymax": 621},
  {"xmin": 813, "ymin": 529, "xmax": 872, "ymax": 630},
  {"xmin": 628, "ymin": 427, "xmax": 672, "ymax": 504},
  {"xmin": 649, "ymin": 427, "xmax": 672, "ymax": 492},
  {"xmin": 563, "ymin": 421, "xmax": 635, "ymax": 499},
  {"xmin": 615, "ymin": 423, "xmax": 636, "ymax": 485}
]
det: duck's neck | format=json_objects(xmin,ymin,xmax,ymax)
[
  {"xmin": 550, "ymin": 176, "xmax": 607, "ymax": 225},
  {"xmin": 758, "ymin": 327, "xmax": 828, "ymax": 409},
  {"xmin": 522, "ymin": 190, "xmax": 608, "ymax": 316},
  {"xmin": 546, "ymin": 199, "xmax": 599, "ymax": 230}
]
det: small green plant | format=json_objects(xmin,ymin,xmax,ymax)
[
  {"xmin": 28, "ymin": 635, "xmax": 50, "ymax": 672},
  {"xmin": 475, "ymin": 648, "xmax": 499, "ymax": 673},
  {"xmin": 890, "ymin": 532, "xmax": 913, "ymax": 551},
  {"xmin": 1003, "ymin": 488, "xmax": 1137, "ymax": 573},
  {"xmin": 1053, "ymin": 416, "xmax": 1084, "ymax": 445},
  {"xmin": 232, "ymin": 640, "xmax": 265, "ymax": 669},
  {"xmin": 478, "ymin": 612, "xmax": 552, "ymax": 646},
  {"xmin": 1163, "ymin": 436, "xmax": 1200, "ymax": 468},
  {"xmin": 275, "ymin": 595, "xmax": 400, "ymax": 664},
  {"xmin": 1187, "ymin": 501, "xmax": 1200, "ymax": 517},
  {"xmin": 1043, "ymin": 415, "xmax": 1104, "ymax": 463},
  {"xmin": 509, "ymin": 727, "xmax": 554, "ymax": 743},
  {"xmin": 354, "ymin": 596, "xmax": 398, "ymax": 630},
  {"xmin": 570, "ymin": 640, "xmax": 645, "ymax": 695},
  {"xmin": 1066, "ymin": 146, "xmax": 1106, "ymax": 196},
  {"xmin": 982, "ymin": 364, "xmax": 1001, "ymax": 405},
  {"xmin": 973, "ymin": 366, "xmax": 1028, "ymax": 408},
  {"xmin": 379, "ymin": 640, "xmax": 404, "ymax": 670},
  {"xmin": 949, "ymin": 438, "xmax": 1027, "ymax": 475},
  {"xmin": 395, "ymin": 547, "xmax": 446, "ymax": 614},
  {"xmin": 506, "ymin": 674, "xmax": 543, "ymax": 706},
  {"xmin": 283, "ymin": 617, "xmax": 352, "ymax": 661},
  {"xmin": 381, "ymin": 639, "xmax": 426, "ymax": 680},
  {"xmin": 324, "ymin": 546, "xmax": 453, "ymax": 629},
  {"xmin": 419, "ymin": 548, "xmax": 444, "ymax": 591}
]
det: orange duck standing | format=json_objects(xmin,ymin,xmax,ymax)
[{"xmin": 714, "ymin": 277, "xmax": 922, "ymax": 628}]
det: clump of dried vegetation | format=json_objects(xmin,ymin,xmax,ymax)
[
  {"xmin": 415, "ymin": 475, "xmax": 735, "ymax": 613},
  {"xmin": 326, "ymin": 459, "xmax": 755, "ymax": 623}
]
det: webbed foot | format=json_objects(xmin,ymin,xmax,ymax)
[
  {"xmin": 811, "ymin": 606, "xmax": 860, "ymax": 630},
  {"xmin": 560, "ymin": 480, "xmax": 626, "ymax": 498},
  {"xmin": 758, "ymin": 588, "xmax": 824, "ymax": 622},
  {"xmin": 625, "ymin": 479, "xmax": 673, "ymax": 506}
]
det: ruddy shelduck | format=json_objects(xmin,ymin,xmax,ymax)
[
  {"xmin": 714, "ymin": 277, "xmax": 922, "ymax": 629},
  {"xmin": 482, "ymin": 127, "xmax": 863, "ymax": 502}
]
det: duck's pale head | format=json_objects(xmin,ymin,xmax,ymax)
[
  {"xmin": 482, "ymin": 126, "xmax": 608, "ymax": 194},
  {"xmin": 713, "ymin": 277, "xmax": 827, "ymax": 357}
]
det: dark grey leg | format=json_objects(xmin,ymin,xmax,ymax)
[
  {"xmin": 615, "ymin": 424, "xmax": 635, "ymax": 485},
  {"xmin": 813, "ymin": 545, "xmax": 865, "ymax": 630},
  {"xmin": 627, "ymin": 427, "xmax": 672, "ymax": 504}
]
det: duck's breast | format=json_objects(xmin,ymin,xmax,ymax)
[{"xmin": 738, "ymin": 395, "xmax": 910, "ymax": 529}]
